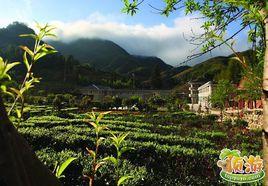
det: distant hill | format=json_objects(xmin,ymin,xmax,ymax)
[
  {"xmin": 0, "ymin": 22, "xmax": 35, "ymax": 50},
  {"xmin": 49, "ymin": 39, "xmax": 173, "ymax": 82},
  {"xmin": 172, "ymin": 50, "xmax": 254, "ymax": 91}
]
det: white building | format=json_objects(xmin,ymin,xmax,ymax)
[{"xmin": 198, "ymin": 81, "xmax": 214, "ymax": 109}]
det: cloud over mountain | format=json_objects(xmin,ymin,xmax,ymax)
[
  {"xmin": 49, "ymin": 12, "xmax": 250, "ymax": 66},
  {"xmin": 0, "ymin": 9, "xmax": 250, "ymax": 66}
]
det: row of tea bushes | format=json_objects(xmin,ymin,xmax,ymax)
[{"xmin": 15, "ymin": 111, "xmax": 262, "ymax": 185}]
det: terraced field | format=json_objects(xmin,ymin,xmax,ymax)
[{"xmin": 13, "ymin": 109, "xmax": 262, "ymax": 185}]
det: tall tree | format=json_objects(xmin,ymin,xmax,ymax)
[
  {"xmin": 211, "ymin": 80, "xmax": 235, "ymax": 122},
  {"xmin": 121, "ymin": 0, "xmax": 268, "ymax": 183},
  {"xmin": 150, "ymin": 64, "xmax": 163, "ymax": 89}
]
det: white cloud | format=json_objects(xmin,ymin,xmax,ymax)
[
  {"xmin": 48, "ymin": 13, "xmax": 206, "ymax": 66},
  {"xmin": 2, "ymin": 10, "xmax": 250, "ymax": 66}
]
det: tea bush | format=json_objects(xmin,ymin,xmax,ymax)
[{"xmin": 15, "ymin": 108, "xmax": 262, "ymax": 185}]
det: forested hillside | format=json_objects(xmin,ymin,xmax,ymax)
[{"xmin": 172, "ymin": 50, "xmax": 254, "ymax": 91}]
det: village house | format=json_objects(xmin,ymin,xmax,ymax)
[{"xmin": 197, "ymin": 81, "xmax": 214, "ymax": 109}]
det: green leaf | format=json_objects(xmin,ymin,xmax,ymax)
[
  {"xmin": 86, "ymin": 147, "xmax": 96, "ymax": 158},
  {"xmin": 0, "ymin": 60, "xmax": 21, "ymax": 80},
  {"xmin": 111, "ymin": 132, "xmax": 129, "ymax": 148},
  {"xmin": 20, "ymin": 46, "xmax": 34, "ymax": 58},
  {"xmin": 5, "ymin": 62, "xmax": 20, "ymax": 74},
  {"xmin": 96, "ymin": 137, "xmax": 105, "ymax": 146},
  {"xmin": 55, "ymin": 157, "xmax": 77, "ymax": 178},
  {"xmin": 23, "ymin": 52, "xmax": 30, "ymax": 71},
  {"xmin": 118, "ymin": 132, "xmax": 129, "ymax": 145},
  {"xmin": 34, "ymin": 49, "xmax": 57, "ymax": 61},
  {"xmin": 229, "ymin": 150, "xmax": 240, "ymax": 157},
  {"xmin": 121, "ymin": 146, "xmax": 134, "ymax": 155},
  {"xmin": 94, "ymin": 161, "xmax": 106, "ymax": 171},
  {"xmin": 96, "ymin": 111, "xmax": 111, "ymax": 124},
  {"xmin": 0, "ymin": 84, "xmax": 14, "ymax": 98},
  {"xmin": 19, "ymin": 34, "xmax": 37, "ymax": 39},
  {"xmin": 117, "ymin": 175, "xmax": 133, "ymax": 186},
  {"xmin": 16, "ymin": 109, "xmax": 22, "ymax": 119},
  {"xmin": 103, "ymin": 156, "xmax": 118, "ymax": 165},
  {"xmin": 89, "ymin": 122, "xmax": 97, "ymax": 128},
  {"xmin": 219, "ymin": 148, "xmax": 231, "ymax": 160},
  {"xmin": 10, "ymin": 88, "xmax": 24, "ymax": 102}
]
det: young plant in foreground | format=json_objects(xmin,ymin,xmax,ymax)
[
  {"xmin": 0, "ymin": 23, "xmax": 61, "ymax": 186},
  {"xmin": 84, "ymin": 111, "xmax": 111, "ymax": 186},
  {"xmin": 8, "ymin": 23, "xmax": 57, "ymax": 121},
  {"xmin": 105, "ymin": 132, "xmax": 134, "ymax": 186}
]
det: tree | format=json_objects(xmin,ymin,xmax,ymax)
[
  {"xmin": 52, "ymin": 94, "xmax": 65, "ymax": 112},
  {"xmin": 148, "ymin": 95, "xmax": 166, "ymax": 111},
  {"xmin": 121, "ymin": 1, "xmax": 268, "ymax": 183},
  {"xmin": 123, "ymin": 96, "xmax": 141, "ymax": 110},
  {"xmin": 79, "ymin": 95, "xmax": 93, "ymax": 110},
  {"xmin": 112, "ymin": 96, "xmax": 122, "ymax": 110},
  {"xmin": 211, "ymin": 80, "xmax": 235, "ymax": 122},
  {"xmin": 150, "ymin": 64, "xmax": 162, "ymax": 89}
]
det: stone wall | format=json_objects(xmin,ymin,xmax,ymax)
[{"xmin": 79, "ymin": 88, "xmax": 171, "ymax": 102}]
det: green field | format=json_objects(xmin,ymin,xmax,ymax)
[{"xmin": 13, "ymin": 106, "xmax": 262, "ymax": 185}]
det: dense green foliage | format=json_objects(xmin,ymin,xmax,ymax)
[
  {"xmin": 211, "ymin": 80, "xmax": 236, "ymax": 109},
  {"xmin": 12, "ymin": 106, "xmax": 262, "ymax": 185}
]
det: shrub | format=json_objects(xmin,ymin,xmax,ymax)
[
  {"xmin": 147, "ymin": 95, "xmax": 166, "ymax": 111},
  {"xmin": 79, "ymin": 96, "xmax": 93, "ymax": 110},
  {"xmin": 234, "ymin": 119, "xmax": 248, "ymax": 127},
  {"xmin": 53, "ymin": 94, "xmax": 66, "ymax": 111},
  {"xmin": 112, "ymin": 96, "xmax": 122, "ymax": 110}
]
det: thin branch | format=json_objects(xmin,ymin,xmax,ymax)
[{"xmin": 178, "ymin": 24, "xmax": 249, "ymax": 66}]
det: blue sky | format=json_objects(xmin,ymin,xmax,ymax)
[
  {"xmin": 0, "ymin": 0, "xmax": 178, "ymax": 26},
  {"xmin": 0, "ymin": 0, "xmax": 249, "ymax": 66}
]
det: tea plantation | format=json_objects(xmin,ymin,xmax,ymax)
[{"xmin": 12, "ymin": 106, "xmax": 262, "ymax": 186}]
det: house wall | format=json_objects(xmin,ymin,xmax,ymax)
[
  {"xmin": 198, "ymin": 81, "xmax": 213, "ymax": 109},
  {"xmin": 188, "ymin": 83, "xmax": 199, "ymax": 104},
  {"xmin": 79, "ymin": 88, "xmax": 171, "ymax": 102}
]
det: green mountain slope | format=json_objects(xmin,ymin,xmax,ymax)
[
  {"xmin": 0, "ymin": 22, "xmax": 35, "ymax": 50},
  {"xmin": 172, "ymin": 50, "xmax": 254, "ymax": 90},
  {"xmin": 49, "ymin": 39, "xmax": 173, "ymax": 81}
]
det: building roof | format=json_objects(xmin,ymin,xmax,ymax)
[
  {"xmin": 85, "ymin": 84, "xmax": 112, "ymax": 90},
  {"xmin": 197, "ymin": 81, "xmax": 213, "ymax": 90}
]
